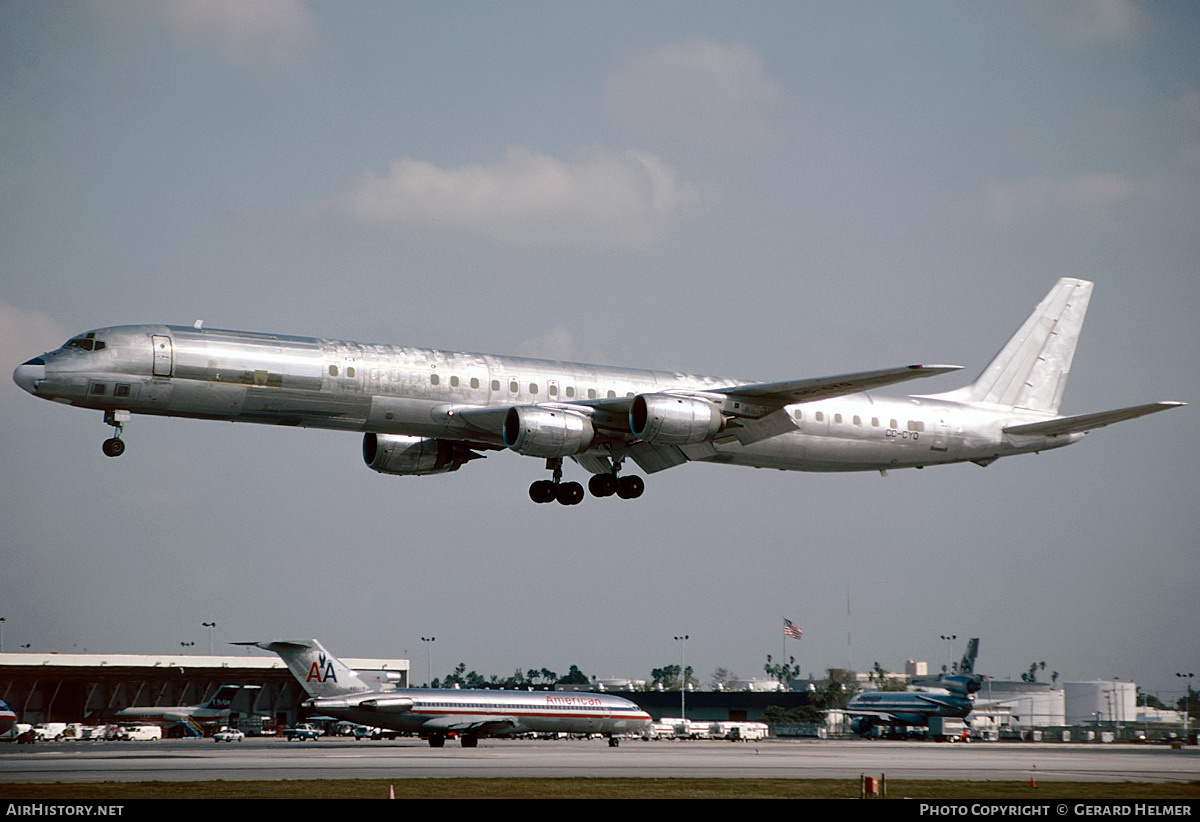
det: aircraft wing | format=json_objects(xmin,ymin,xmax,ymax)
[
  {"xmin": 844, "ymin": 709, "xmax": 899, "ymax": 721},
  {"xmin": 419, "ymin": 715, "xmax": 519, "ymax": 734},
  {"xmin": 1003, "ymin": 401, "xmax": 1185, "ymax": 437},
  {"xmin": 711, "ymin": 365, "xmax": 961, "ymax": 416}
]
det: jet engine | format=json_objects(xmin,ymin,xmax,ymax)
[
  {"xmin": 363, "ymin": 433, "xmax": 476, "ymax": 476},
  {"xmin": 940, "ymin": 674, "xmax": 983, "ymax": 696},
  {"xmin": 850, "ymin": 716, "xmax": 877, "ymax": 736},
  {"xmin": 629, "ymin": 393, "xmax": 724, "ymax": 445},
  {"xmin": 357, "ymin": 696, "xmax": 415, "ymax": 712},
  {"xmin": 502, "ymin": 406, "xmax": 594, "ymax": 457}
]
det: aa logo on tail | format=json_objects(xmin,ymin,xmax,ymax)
[{"xmin": 307, "ymin": 653, "xmax": 337, "ymax": 684}]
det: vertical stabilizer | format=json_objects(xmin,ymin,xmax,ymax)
[
  {"xmin": 958, "ymin": 638, "xmax": 980, "ymax": 675},
  {"xmin": 252, "ymin": 639, "xmax": 371, "ymax": 698},
  {"xmin": 934, "ymin": 278, "xmax": 1092, "ymax": 413},
  {"xmin": 201, "ymin": 684, "xmax": 243, "ymax": 711}
]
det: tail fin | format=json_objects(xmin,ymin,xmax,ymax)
[
  {"xmin": 200, "ymin": 684, "xmax": 244, "ymax": 711},
  {"xmin": 932, "ymin": 278, "xmax": 1092, "ymax": 413},
  {"xmin": 958, "ymin": 638, "xmax": 980, "ymax": 675},
  {"xmin": 250, "ymin": 639, "xmax": 372, "ymax": 698}
]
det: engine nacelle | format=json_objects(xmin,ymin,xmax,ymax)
[
  {"xmin": 941, "ymin": 674, "xmax": 983, "ymax": 696},
  {"xmin": 629, "ymin": 393, "xmax": 724, "ymax": 445},
  {"xmin": 850, "ymin": 716, "xmax": 877, "ymax": 736},
  {"xmin": 363, "ymin": 434, "xmax": 473, "ymax": 476},
  {"xmin": 502, "ymin": 406, "xmax": 594, "ymax": 457}
]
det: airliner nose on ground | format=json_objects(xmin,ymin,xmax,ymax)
[{"xmin": 13, "ymin": 358, "xmax": 45, "ymax": 394}]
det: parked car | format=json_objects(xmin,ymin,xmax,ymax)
[
  {"xmin": 284, "ymin": 724, "xmax": 321, "ymax": 741},
  {"xmin": 214, "ymin": 727, "xmax": 245, "ymax": 743}
]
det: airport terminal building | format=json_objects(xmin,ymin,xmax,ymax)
[{"xmin": 0, "ymin": 650, "xmax": 409, "ymax": 733}]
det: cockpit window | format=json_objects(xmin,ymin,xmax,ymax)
[{"xmin": 63, "ymin": 333, "xmax": 105, "ymax": 352}]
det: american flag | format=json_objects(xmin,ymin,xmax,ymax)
[{"xmin": 783, "ymin": 618, "xmax": 803, "ymax": 640}]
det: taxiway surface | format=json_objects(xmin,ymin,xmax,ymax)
[{"xmin": 1, "ymin": 738, "xmax": 1196, "ymax": 784}]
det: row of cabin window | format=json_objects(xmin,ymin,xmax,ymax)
[
  {"xmin": 328, "ymin": 364, "xmax": 633, "ymax": 400},
  {"xmin": 430, "ymin": 373, "xmax": 633, "ymax": 400},
  {"xmin": 793, "ymin": 408, "xmax": 926, "ymax": 432}
]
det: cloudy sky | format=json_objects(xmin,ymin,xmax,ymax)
[{"xmin": 2, "ymin": 1, "xmax": 1196, "ymax": 700}]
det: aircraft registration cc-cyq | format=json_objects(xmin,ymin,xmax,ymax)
[{"xmin": 12, "ymin": 278, "xmax": 1183, "ymax": 504}]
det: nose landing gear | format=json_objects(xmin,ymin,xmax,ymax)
[{"xmin": 102, "ymin": 410, "xmax": 130, "ymax": 458}]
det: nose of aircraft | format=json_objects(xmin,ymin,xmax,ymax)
[{"xmin": 13, "ymin": 358, "xmax": 45, "ymax": 394}]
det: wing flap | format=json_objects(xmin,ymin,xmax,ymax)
[{"xmin": 1003, "ymin": 401, "xmax": 1184, "ymax": 437}]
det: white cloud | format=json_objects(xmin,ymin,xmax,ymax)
[
  {"xmin": 98, "ymin": 0, "xmax": 319, "ymax": 64},
  {"xmin": 340, "ymin": 146, "xmax": 705, "ymax": 248},
  {"xmin": 605, "ymin": 40, "xmax": 781, "ymax": 147},
  {"xmin": 1044, "ymin": 0, "xmax": 1149, "ymax": 46},
  {"xmin": 516, "ymin": 325, "xmax": 577, "ymax": 361},
  {"xmin": 986, "ymin": 173, "xmax": 1136, "ymax": 225},
  {"xmin": 0, "ymin": 301, "xmax": 67, "ymax": 375}
]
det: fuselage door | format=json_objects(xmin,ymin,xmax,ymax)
[
  {"xmin": 151, "ymin": 335, "xmax": 173, "ymax": 377},
  {"xmin": 931, "ymin": 418, "xmax": 950, "ymax": 452}
]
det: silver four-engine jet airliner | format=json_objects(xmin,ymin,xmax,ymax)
[
  {"xmin": 242, "ymin": 639, "xmax": 651, "ymax": 747},
  {"xmin": 12, "ymin": 278, "xmax": 1183, "ymax": 503}
]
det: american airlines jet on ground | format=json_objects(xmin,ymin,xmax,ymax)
[
  {"xmin": 12, "ymin": 278, "xmax": 1182, "ymax": 504},
  {"xmin": 242, "ymin": 639, "xmax": 651, "ymax": 747}
]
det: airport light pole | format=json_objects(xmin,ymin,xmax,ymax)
[
  {"xmin": 940, "ymin": 634, "xmax": 957, "ymax": 674},
  {"xmin": 674, "ymin": 635, "xmax": 688, "ymax": 720},
  {"xmin": 422, "ymin": 637, "xmax": 435, "ymax": 687},
  {"xmin": 202, "ymin": 622, "xmax": 216, "ymax": 655},
  {"xmin": 0, "ymin": 618, "xmax": 5, "ymax": 653},
  {"xmin": 1178, "ymin": 672, "xmax": 1194, "ymax": 737}
]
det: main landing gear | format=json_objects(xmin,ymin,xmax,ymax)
[
  {"xmin": 101, "ymin": 410, "xmax": 130, "ymax": 458},
  {"xmin": 528, "ymin": 458, "xmax": 645, "ymax": 505}
]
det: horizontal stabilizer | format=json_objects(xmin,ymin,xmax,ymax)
[{"xmin": 1003, "ymin": 402, "xmax": 1185, "ymax": 437}]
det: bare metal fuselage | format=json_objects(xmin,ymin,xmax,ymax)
[
  {"xmin": 12, "ymin": 323, "xmax": 1071, "ymax": 472},
  {"xmin": 309, "ymin": 688, "xmax": 652, "ymax": 739},
  {"xmin": 13, "ymin": 279, "xmax": 1182, "ymax": 499}
]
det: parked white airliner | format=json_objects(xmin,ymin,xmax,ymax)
[
  {"xmin": 12, "ymin": 278, "xmax": 1182, "ymax": 504},
  {"xmin": 241, "ymin": 639, "xmax": 651, "ymax": 747}
]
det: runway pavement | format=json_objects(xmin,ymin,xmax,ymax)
[{"xmin": 0, "ymin": 738, "xmax": 1196, "ymax": 784}]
